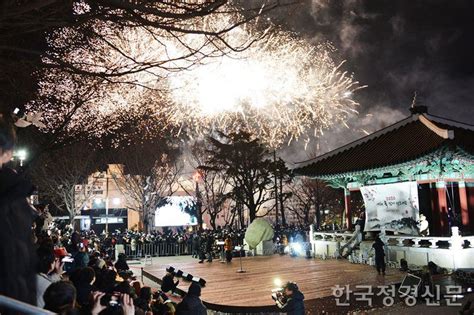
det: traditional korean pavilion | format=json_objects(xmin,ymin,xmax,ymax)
[{"xmin": 294, "ymin": 103, "xmax": 474, "ymax": 237}]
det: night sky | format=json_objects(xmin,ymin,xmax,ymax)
[
  {"xmin": 274, "ymin": 0, "xmax": 474, "ymax": 161},
  {"xmin": 3, "ymin": 1, "xmax": 474, "ymax": 160}
]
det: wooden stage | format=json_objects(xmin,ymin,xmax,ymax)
[{"xmin": 142, "ymin": 255, "xmax": 405, "ymax": 313}]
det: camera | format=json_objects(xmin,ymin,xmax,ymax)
[
  {"xmin": 271, "ymin": 288, "xmax": 284, "ymax": 302},
  {"xmin": 100, "ymin": 293, "xmax": 121, "ymax": 307}
]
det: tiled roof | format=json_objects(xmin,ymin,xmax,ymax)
[{"xmin": 294, "ymin": 113, "xmax": 474, "ymax": 177}]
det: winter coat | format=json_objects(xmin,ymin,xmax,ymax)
[
  {"xmin": 161, "ymin": 274, "xmax": 178, "ymax": 293},
  {"xmin": 372, "ymin": 240, "xmax": 385, "ymax": 259},
  {"xmin": 279, "ymin": 290, "xmax": 305, "ymax": 315},
  {"xmin": 176, "ymin": 294, "xmax": 207, "ymax": 315},
  {"xmin": 224, "ymin": 238, "xmax": 233, "ymax": 252},
  {"xmin": 114, "ymin": 259, "xmax": 129, "ymax": 271}
]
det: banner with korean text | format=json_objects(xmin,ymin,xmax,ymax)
[{"xmin": 361, "ymin": 181, "xmax": 419, "ymax": 235}]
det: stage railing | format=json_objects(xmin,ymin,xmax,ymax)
[
  {"xmin": 310, "ymin": 226, "xmax": 474, "ymax": 269},
  {"xmin": 311, "ymin": 227, "xmax": 474, "ymax": 250},
  {"xmin": 123, "ymin": 242, "xmax": 194, "ymax": 258},
  {"xmin": 0, "ymin": 295, "xmax": 54, "ymax": 315}
]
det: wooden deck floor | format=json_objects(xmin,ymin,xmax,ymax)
[{"xmin": 143, "ymin": 255, "xmax": 404, "ymax": 308}]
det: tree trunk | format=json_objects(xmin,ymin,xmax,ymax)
[
  {"xmin": 248, "ymin": 204, "xmax": 257, "ymax": 224},
  {"xmin": 210, "ymin": 214, "xmax": 217, "ymax": 230},
  {"xmin": 237, "ymin": 202, "xmax": 245, "ymax": 228},
  {"xmin": 315, "ymin": 206, "xmax": 321, "ymax": 229},
  {"xmin": 314, "ymin": 186, "xmax": 321, "ymax": 229},
  {"xmin": 69, "ymin": 211, "xmax": 79, "ymax": 231},
  {"xmin": 196, "ymin": 205, "xmax": 203, "ymax": 229},
  {"xmin": 138, "ymin": 211, "xmax": 145, "ymax": 231},
  {"xmin": 278, "ymin": 174, "xmax": 286, "ymax": 226}
]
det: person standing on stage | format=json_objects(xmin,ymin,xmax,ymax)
[
  {"xmin": 372, "ymin": 236, "xmax": 386, "ymax": 275},
  {"xmin": 224, "ymin": 235, "xmax": 233, "ymax": 263},
  {"xmin": 205, "ymin": 233, "xmax": 214, "ymax": 263},
  {"xmin": 192, "ymin": 234, "xmax": 199, "ymax": 258},
  {"xmin": 198, "ymin": 234, "xmax": 206, "ymax": 264},
  {"xmin": 274, "ymin": 282, "xmax": 305, "ymax": 315}
]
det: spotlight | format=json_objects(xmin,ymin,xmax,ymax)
[{"xmin": 289, "ymin": 243, "xmax": 305, "ymax": 257}]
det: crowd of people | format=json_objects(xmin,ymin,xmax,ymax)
[
  {"xmin": 0, "ymin": 116, "xmax": 208, "ymax": 315},
  {"xmin": 0, "ymin": 116, "xmax": 309, "ymax": 314},
  {"xmin": 25, "ymin": 209, "xmax": 211, "ymax": 315}
]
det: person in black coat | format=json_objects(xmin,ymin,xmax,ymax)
[
  {"xmin": 161, "ymin": 268, "xmax": 179, "ymax": 293},
  {"xmin": 176, "ymin": 282, "xmax": 207, "ymax": 315},
  {"xmin": 275, "ymin": 282, "xmax": 305, "ymax": 315},
  {"xmin": 372, "ymin": 236, "xmax": 386, "ymax": 275},
  {"xmin": 191, "ymin": 234, "xmax": 199, "ymax": 258},
  {"xmin": 205, "ymin": 234, "xmax": 214, "ymax": 262},
  {"xmin": 0, "ymin": 116, "xmax": 37, "ymax": 307},
  {"xmin": 198, "ymin": 235, "xmax": 206, "ymax": 264},
  {"xmin": 114, "ymin": 253, "xmax": 129, "ymax": 272}
]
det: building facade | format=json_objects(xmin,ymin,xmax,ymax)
[{"xmin": 74, "ymin": 164, "xmax": 139, "ymax": 233}]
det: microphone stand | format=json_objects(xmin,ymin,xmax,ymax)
[{"xmin": 236, "ymin": 244, "xmax": 247, "ymax": 273}]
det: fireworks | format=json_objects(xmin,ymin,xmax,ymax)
[
  {"xmin": 166, "ymin": 28, "xmax": 364, "ymax": 147},
  {"xmin": 30, "ymin": 6, "xmax": 364, "ymax": 148}
]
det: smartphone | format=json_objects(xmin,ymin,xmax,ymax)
[{"xmin": 61, "ymin": 256, "xmax": 74, "ymax": 263}]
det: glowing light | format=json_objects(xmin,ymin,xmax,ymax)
[
  {"xmin": 112, "ymin": 197, "xmax": 121, "ymax": 205},
  {"xmin": 30, "ymin": 5, "xmax": 364, "ymax": 148},
  {"xmin": 291, "ymin": 243, "xmax": 303, "ymax": 254},
  {"xmin": 274, "ymin": 278, "xmax": 283, "ymax": 287},
  {"xmin": 166, "ymin": 30, "xmax": 364, "ymax": 148},
  {"xmin": 16, "ymin": 149, "xmax": 27, "ymax": 160}
]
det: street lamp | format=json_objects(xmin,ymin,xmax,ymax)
[
  {"xmin": 105, "ymin": 173, "xmax": 110, "ymax": 234},
  {"xmin": 93, "ymin": 171, "xmax": 112, "ymax": 234}
]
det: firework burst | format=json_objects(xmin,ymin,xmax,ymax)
[
  {"xmin": 30, "ymin": 6, "xmax": 364, "ymax": 148},
  {"xmin": 166, "ymin": 28, "xmax": 364, "ymax": 147}
]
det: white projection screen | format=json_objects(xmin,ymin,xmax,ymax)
[
  {"xmin": 360, "ymin": 181, "xmax": 420, "ymax": 235},
  {"xmin": 154, "ymin": 196, "xmax": 198, "ymax": 227}
]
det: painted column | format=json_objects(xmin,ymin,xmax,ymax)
[
  {"xmin": 467, "ymin": 182, "xmax": 474, "ymax": 233},
  {"xmin": 430, "ymin": 182, "xmax": 440, "ymax": 236},
  {"xmin": 344, "ymin": 188, "xmax": 352, "ymax": 230},
  {"xmin": 436, "ymin": 181, "xmax": 449, "ymax": 236},
  {"xmin": 459, "ymin": 181, "xmax": 470, "ymax": 229}
]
